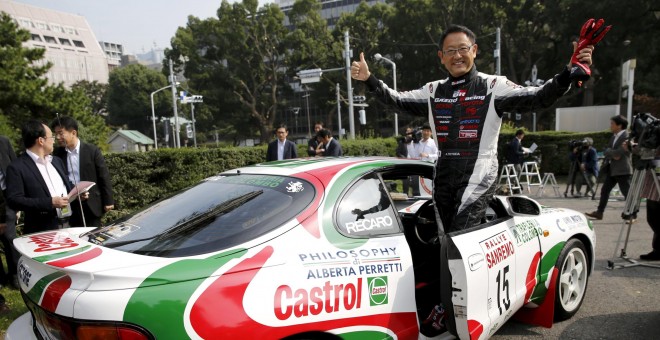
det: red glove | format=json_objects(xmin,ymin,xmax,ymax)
[{"xmin": 570, "ymin": 18, "xmax": 611, "ymax": 84}]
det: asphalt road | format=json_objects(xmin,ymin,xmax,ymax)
[{"xmin": 492, "ymin": 193, "xmax": 660, "ymax": 339}]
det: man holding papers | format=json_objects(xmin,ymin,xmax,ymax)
[{"xmin": 52, "ymin": 116, "xmax": 114, "ymax": 227}]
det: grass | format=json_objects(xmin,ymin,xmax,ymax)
[{"xmin": 0, "ymin": 254, "xmax": 28, "ymax": 337}]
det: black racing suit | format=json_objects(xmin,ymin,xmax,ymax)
[{"xmin": 364, "ymin": 66, "xmax": 572, "ymax": 233}]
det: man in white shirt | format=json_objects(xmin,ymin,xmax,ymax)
[
  {"xmin": 415, "ymin": 124, "xmax": 438, "ymax": 161},
  {"xmin": 6, "ymin": 120, "xmax": 72, "ymax": 233}
]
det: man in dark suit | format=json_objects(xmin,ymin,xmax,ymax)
[
  {"xmin": 586, "ymin": 115, "xmax": 632, "ymax": 220},
  {"xmin": 307, "ymin": 122, "xmax": 324, "ymax": 156},
  {"xmin": 505, "ymin": 129, "xmax": 527, "ymax": 175},
  {"xmin": 317, "ymin": 128, "xmax": 343, "ymax": 157},
  {"xmin": 266, "ymin": 124, "xmax": 298, "ymax": 161},
  {"xmin": 51, "ymin": 116, "xmax": 114, "ymax": 227},
  {"xmin": 6, "ymin": 120, "xmax": 72, "ymax": 234},
  {"xmin": 0, "ymin": 135, "xmax": 18, "ymax": 287}
]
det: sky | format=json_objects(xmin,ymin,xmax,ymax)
[{"xmin": 14, "ymin": 0, "xmax": 272, "ymax": 55}]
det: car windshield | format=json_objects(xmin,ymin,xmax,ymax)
[{"xmin": 85, "ymin": 174, "xmax": 315, "ymax": 257}]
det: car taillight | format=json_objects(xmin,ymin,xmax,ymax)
[
  {"xmin": 25, "ymin": 296, "xmax": 153, "ymax": 340},
  {"xmin": 77, "ymin": 324, "xmax": 150, "ymax": 340}
]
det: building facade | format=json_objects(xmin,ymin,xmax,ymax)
[
  {"xmin": 0, "ymin": 0, "xmax": 109, "ymax": 87},
  {"xmin": 99, "ymin": 40, "xmax": 124, "ymax": 72}
]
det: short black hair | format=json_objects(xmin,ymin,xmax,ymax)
[
  {"xmin": 421, "ymin": 123, "xmax": 432, "ymax": 130},
  {"xmin": 22, "ymin": 120, "xmax": 47, "ymax": 149},
  {"xmin": 316, "ymin": 128, "xmax": 332, "ymax": 139},
  {"xmin": 439, "ymin": 24, "xmax": 477, "ymax": 49},
  {"xmin": 611, "ymin": 115, "xmax": 628, "ymax": 129},
  {"xmin": 515, "ymin": 129, "xmax": 525, "ymax": 136},
  {"xmin": 51, "ymin": 116, "xmax": 78, "ymax": 132},
  {"xmin": 275, "ymin": 124, "xmax": 289, "ymax": 133}
]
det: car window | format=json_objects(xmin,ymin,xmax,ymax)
[
  {"xmin": 86, "ymin": 174, "xmax": 315, "ymax": 257},
  {"xmin": 335, "ymin": 175, "xmax": 400, "ymax": 237}
]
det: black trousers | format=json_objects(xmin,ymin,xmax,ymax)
[
  {"xmin": 646, "ymin": 199, "xmax": 660, "ymax": 252},
  {"xmin": 0, "ymin": 203, "xmax": 18, "ymax": 281},
  {"xmin": 596, "ymin": 174, "xmax": 631, "ymax": 213}
]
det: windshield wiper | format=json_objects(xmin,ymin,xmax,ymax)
[
  {"xmin": 100, "ymin": 190, "xmax": 264, "ymax": 248},
  {"xmin": 156, "ymin": 189, "xmax": 264, "ymax": 240}
]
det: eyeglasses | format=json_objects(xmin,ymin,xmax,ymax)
[
  {"xmin": 42, "ymin": 136, "xmax": 56, "ymax": 141},
  {"xmin": 442, "ymin": 45, "xmax": 473, "ymax": 57}
]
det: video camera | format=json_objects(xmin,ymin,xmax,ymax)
[
  {"xmin": 568, "ymin": 139, "xmax": 590, "ymax": 151},
  {"xmin": 629, "ymin": 112, "xmax": 660, "ymax": 162},
  {"xmin": 402, "ymin": 128, "xmax": 422, "ymax": 144}
]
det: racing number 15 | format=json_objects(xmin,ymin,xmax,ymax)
[{"xmin": 495, "ymin": 265, "xmax": 511, "ymax": 315}]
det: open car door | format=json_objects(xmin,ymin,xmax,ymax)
[{"xmin": 439, "ymin": 196, "xmax": 543, "ymax": 339}]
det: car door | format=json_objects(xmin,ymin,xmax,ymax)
[
  {"xmin": 333, "ymin": 173, "xmax": 419, "ymax": 339},
  {"xmin": 442, "ymin": 196, "xmax": 543, "ymax": 339},
  {"xmin": 444, "ymin": 218, "xmax": 516, "ymax": 339}
]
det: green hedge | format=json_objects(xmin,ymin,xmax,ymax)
[{"xmin": 103, "ymin": 132, "xmax": 610, "ymax": 221}]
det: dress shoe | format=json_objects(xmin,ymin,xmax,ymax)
[
  {"xmin": 639, "ymin": 251, "xmax": 660, "ymax": 261},
  {"xmin": 585, "ymin": 211, "xmax": 603, "ymax": 220}
]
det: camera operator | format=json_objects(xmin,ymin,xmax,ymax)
[
  {"xmin": 570, "ymin": 138, "xmax": 599, "ymax": 197},
  {"xmin": 586, "ymin": 115, "xmax": 632, "ymax": 220},
  {"xmin": 396, "ymin": 128, "xmax": 410, "ymax": 158},
  {"xmin": 625, "ymin": 114, "xmax": 660, "ymax": 261}
]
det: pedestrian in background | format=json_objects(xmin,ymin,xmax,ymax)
[
  {"xmin": 0, "ymin": 135, "xmax": 18, "ymax": 289},
  {"xmin": 307, "ymin": 122, "xmax": 324, "ymax": 156},
  {"xmin": 586, "ymin": 115, "xmax": 631, "ymax": 220},
  {"xmin": 506, "ymin": 129, "xmax": 526, "ymax": 175},
  {"xmin": 6, "ymin": 120, "xmax": 72, "ymax": 234},
  {"xmin": 266, "ymin": 124, "xmax": 298, "ymax": 161},
  {"xmin": 316, "ymin": 129, "xmax": 342, "ymax": 156},
  {"xmin": 51, "ymin": 116, "xmax": 114, "ymax": 227}
]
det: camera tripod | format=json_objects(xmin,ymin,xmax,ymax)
[
  {"xmin": 564, "ymin": 158, "xmax": 596, "ymax": 198},
  {"xmin": 607, "ymin": 165, "xmax": 660, "ymax": 270}
]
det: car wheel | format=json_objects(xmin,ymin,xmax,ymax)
[{"xmin": 554, "ymin": 238, "xmax": 589, "ymax": 321}]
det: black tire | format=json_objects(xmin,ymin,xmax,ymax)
[{"xmin": 554, "ymin": 238, "xmax": 589, "ymax": 321}]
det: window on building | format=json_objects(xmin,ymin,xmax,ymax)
[
  {"xmin": 50, "ymin": 23, "xmax": 63, "ymax": 33},
  {"xmin": 43, "ymin": 36, "xmax": 57, "ymax": 44},
  {"xmin": 73, "ymin": 40, "xmax": 85, "ymax": 48},
  {"xmin": 59, "ymin": 38, "xmax": 72, "ymax": 46},
  {"xmin": 64, "ymin": 26, "xmax": 76, "ymax": 35},
  {"xmin": 31, "ymin": 34, "xmax": 42, "ymax": 42},
  {"xmin": 35, "ymin": 21, "xmax": 48, "ymax": 30}
]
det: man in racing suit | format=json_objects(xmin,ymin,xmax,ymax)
[{"xmin": 351, "ymin": 24, "xmax": 595, "ymax": 234}]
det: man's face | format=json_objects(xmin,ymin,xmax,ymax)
[
  {"xmin": 421, "ymin": 128, "xmax": 432, "ymax": 140},
  {"xmin": 438, "ymin": 32, "xmax": 477, "ymax": 78},
  {"xmin": 610, "ymin": 120, "xmax": 622, "ymax": 133},
  {"xmin": 314, "ymin": 124, "xmax": 323, "ymax": 133},
  {"xmin": 54, "ymin": 126, "xmax": 77, "ymax": 148},
  {"xmin": 41, "ymin": 125, "xmax": 56, "ymax": 154},
  {"xmin": 276, "ymin": 128, "xmax": 288, "ymax": 142}
]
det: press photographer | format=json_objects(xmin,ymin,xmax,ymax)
[{"xmin": 566, "ymin": 138, "xmax": 598, "ymax": 198}]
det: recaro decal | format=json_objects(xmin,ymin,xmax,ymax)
[{"xmin": 345, "ymin": 216, "xmax": 394, "ymax": 234}]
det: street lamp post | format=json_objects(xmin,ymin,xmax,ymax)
[
  {"xmin": 302, "ymin": 91, "xmax": 312, "ymax": 138},
  {"xmin": 374, "ymin": 53, "xmax": 397, "ymax": 135},
  {"xmin": 150, "ymin": 84, "xmax": 177, "ymax": 149}
]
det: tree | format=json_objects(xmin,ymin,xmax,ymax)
[
  {"xmin": 0, "ymin": 12, "xmax": 108, "ymax": 146},
  {"xmin": 167, "ymin": 0, "xmax": 291, "ymax": 144},
  {"xmin": 71, "ymin": 80, "xmax": 109, "ymax": 116},
  {"xmin": 106, "ymin": 64, "xmax": 170, "ymax": 135},
  {"xmin": 0, "ymin": 12, "xmax": 50, "ymax": 128}
]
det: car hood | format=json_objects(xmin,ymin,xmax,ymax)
[{"xmin": 14, "ymin": 228, "xmax": 250, "ymax": 292}]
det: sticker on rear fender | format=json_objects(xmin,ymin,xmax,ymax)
[{"xmin": 18, "ymin": 261, "xmax": 32, "ymax": 287}]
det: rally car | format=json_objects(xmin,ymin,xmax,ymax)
[{"xmin": 7, "ymin": 157, "xmax": 594, "ymax": 340}]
